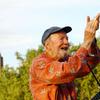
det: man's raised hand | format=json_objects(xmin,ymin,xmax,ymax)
[{"xmin": 82, "ymin": 13, "xmax": 100, "ymax": 49}]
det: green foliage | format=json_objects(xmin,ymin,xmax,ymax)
[
  {"xmin": 0, "ymin": 66, "xmax": 23, "ymax": 100},
  {"xmin": 97, "ymin": 37, "xmax": 100, "ymax": 47},
  {"xmin": 0, "ymin": 38, "xmax": 100, "ymax": 100},
  {"xmin": 0, "ymin": 45, "xmax": 44, "ymax": 100}
]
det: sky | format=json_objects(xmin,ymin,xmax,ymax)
[{"xmin": 0, "ymin": 0, "xmax": 100, "ymax": 68}]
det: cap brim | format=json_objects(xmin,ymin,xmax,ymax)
[
  {"xmin": 42, "ymin": 26, "xmax": 72, "ymax": 45},
  {"xmin": 53, "ymin": 26, "xmax": 72, "ymax": 34}
]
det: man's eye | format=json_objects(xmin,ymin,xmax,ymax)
[{"xmin": 59, "ymin": 38, "xmax": 63, "ymax": 40}]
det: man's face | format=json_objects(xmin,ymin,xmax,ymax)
[{"xmin": 45, "ymin": 32, "xmax": 69, "ymax": 60}]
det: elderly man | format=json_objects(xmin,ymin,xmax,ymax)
[{"xmin": 29, "ymin": 13, "xmax": 100, "ymax": 100}]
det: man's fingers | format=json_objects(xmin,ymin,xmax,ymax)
[
  {"xmin": 93, "ymin": 13, "xmax": 100, "ymax": 30},
  {"xmin": 87, "ymin": 16, "xmax": 90, "ymax": 23},
  {"xmin": 95, "ymin": 13, "xmax": 100, "ymax": 21},
  {"xmin": 87, "ymin": 13, "xmax": 100, "ymax": 31}
]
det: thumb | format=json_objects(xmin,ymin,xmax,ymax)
[
  {"xmin": 86, "ymin": 16, "xmax": 90, "ymax": 24},
  {"xmin": 95, "ymin": 13, "xmax": 100, "ymax": 21}
]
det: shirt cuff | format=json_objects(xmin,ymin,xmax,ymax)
[{"xmin": 76, "ymin": 47, "xmax": 88, "ymax": 58}]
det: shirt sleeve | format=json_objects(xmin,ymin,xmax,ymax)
[
  {"xmin": 29, "ymin": 47, "xmax": 99, "ymax": 84},
  {"xmin": 88, "ymin": 39, "xmax": 100, "ymax": 64},
  {"xmin": 75, "ymin": 45, "xmax": 100, "ymax": 78},
  {"xmin": 88, "ymin": 45, "xmax": 100, "ymax": 63}
]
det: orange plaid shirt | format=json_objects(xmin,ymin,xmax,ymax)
[{"xmin": 29, "ymin": 47, "xmax": 100, "ymax": 100}]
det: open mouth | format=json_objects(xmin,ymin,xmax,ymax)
[{"xmin": 61, "ymin": 47, "xmax": 68, "ymax": 50}]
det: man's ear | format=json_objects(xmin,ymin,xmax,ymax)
[{"xmin": 44, "ymin": 39, "xmax": 50, "ymax": 50}]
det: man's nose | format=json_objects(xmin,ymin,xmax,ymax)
[{"xmin": 64, "ymin": 38, "xmax": 68, "ymax": 44}]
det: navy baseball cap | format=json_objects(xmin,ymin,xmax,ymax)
[{"xmin": 42, "ymin": 26, "xmax": 72, "ymax": 45}]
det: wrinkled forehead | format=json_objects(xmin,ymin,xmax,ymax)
[{"xmin": 50, "ymin": 32, "xmax": 68, "ymax": 39}]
